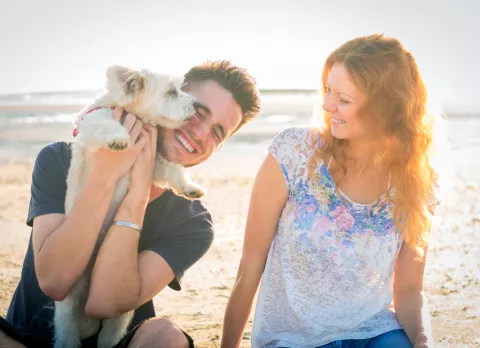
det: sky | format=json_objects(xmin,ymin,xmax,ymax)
[{"xmin": 1, "ymin": 0, "xmax": 479, "ymax": 109}]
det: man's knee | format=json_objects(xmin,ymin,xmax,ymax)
[
  {"xmin": 0, "ymin": 329, "xmax": 27, "ymax": 348},
  {"xmin": 128, "ymin": 318, "xmax": 190, "ymax": 348}
]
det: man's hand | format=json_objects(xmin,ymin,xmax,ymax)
[
  {"xmin": 128, "ymin": 124, "xmax": 158, "ymax": 206},
  {"xmin": 89, "ymin": 107, "xmax": 146, "ymax": 186}
]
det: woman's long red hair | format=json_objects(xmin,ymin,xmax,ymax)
[{"xmin": 310, "ymin": 34, "xmax": 438, "ymax": 257}]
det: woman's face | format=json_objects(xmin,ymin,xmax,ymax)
[{"xmin": 323, "ymin": 63, "xmax": 370, "ymax": 141}]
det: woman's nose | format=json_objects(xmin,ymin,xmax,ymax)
[{"xmin": 323, "ymin": 96, "xmax": 336, "ymax": 112}]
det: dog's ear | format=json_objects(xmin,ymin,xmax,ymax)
[
  {"xmin": 106, "ymin": 65, "xmax": 146, "ymax": 106},
  {"xmin": 170, "ymin": 76, "xmax": 186, "ymax": 90}
]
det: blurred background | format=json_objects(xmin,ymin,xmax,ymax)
[{"xmin": 0, "ymin": 1, "xmax": 479, "ymax": 347}]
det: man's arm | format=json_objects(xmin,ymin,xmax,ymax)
[
  {"xmin": 33, "ymin": 173, "xmax": 116, "ymax": 301},
  {"xmin": 86, "ymin": 124, "xmax": 175, "ymax": 317},
  {"xmin": 85, "ymin": 192, "xmax": 176, "ymax": 318},
  {"xmin": 86, "ymin": 124, "xmax": 213, "ymax": 318},
  {"xmin": 85, "ymin": 191, "xmax": 214, "ymax": 318},
  {"xmin": 33, "ymin": 108, "xmax": 145, "ymax": 301}
]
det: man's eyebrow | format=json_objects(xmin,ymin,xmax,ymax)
[{"xmin": 195, "ymin": 102, "xmax": 212, "ymax": 115}]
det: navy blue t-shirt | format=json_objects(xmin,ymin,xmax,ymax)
[{"xmin": 5, "ymin": 142, "xmax": 214, "ymax": 344}]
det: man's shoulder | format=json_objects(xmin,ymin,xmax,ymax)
[{"xmin": 35, "ymin": 141, "xmax": 72, "ymax": 166}]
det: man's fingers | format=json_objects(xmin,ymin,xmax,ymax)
[
  {"xmin": 112, "ymin": 109, "xmax": 153, "ymax": 155},
  {"xmin": 130, "ymin": 120, "xmax": 144, "ymax": 144},
  {"xmin": 144, "ymin": 125, "xmax": 158, "ymax": 157},
  {"xmin": 113, "ymin": 107, "xmax": 139, "ymax": 135},
  {"xmin": 112, "ymin": 107, "xmax": 124, "ymax": 121},
  {"xmin": 135, "ymin": 129, "xmax": 150, "ymax": 151},
  {"xmin": 150, "ymin": 127, "xmax": 158, "ymax": 157},
  {"xmin": 122, "ymin": 113, "xmax": 138, "ymax": 133}
]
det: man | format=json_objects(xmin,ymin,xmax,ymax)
[{"xmin": 0, "ymin": 60, "xmax": 261, "ymax": 348}]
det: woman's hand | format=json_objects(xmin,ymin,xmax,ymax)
[{"xmin": 90, "ymin": 107, "xmax": 147, "ymax": 187}]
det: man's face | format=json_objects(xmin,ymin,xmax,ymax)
[{"xmin": 158, "ymin": 80, "xmax": 243, "ymax": 167}]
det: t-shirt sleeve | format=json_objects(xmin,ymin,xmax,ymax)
[
  {"xmin": 147, "ymin": 198, "xmax": 214, "ymax": 291},
  {"xmin": 26, "ymin": 142, "xmax": 70, "ymax": 227},
  {"xmin": 268, "ymin": 127, "xmax": 316, "ymax": 190}
]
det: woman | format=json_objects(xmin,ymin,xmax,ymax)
[{"xmin": 222, "ymin": 34, "xmax": 439, "ymax": 348}]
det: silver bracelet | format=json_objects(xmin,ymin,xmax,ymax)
[{"xmin": 112, "ymin": 220, "xmax": 142, "ymax": 232}]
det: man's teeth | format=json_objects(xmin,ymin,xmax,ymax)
[
  {"xmin": 332, "ymin": 118, "xmax": 346, "ymax": 124},
  {"xmin": 176, "ymin": 132, "xmax": 194, "ymax": 153}
]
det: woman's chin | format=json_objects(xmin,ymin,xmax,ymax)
[{"xmin": 331, "ymin": 131, "xmax": 347, "ymax": 140}]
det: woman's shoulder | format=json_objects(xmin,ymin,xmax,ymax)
[
  {"xmin": 271, "ymin": 126, "xmax": 322, "ymax": 150},
  {"xmin": 268, "ymin": 127, "xmax": 322, "ymax": 187}
]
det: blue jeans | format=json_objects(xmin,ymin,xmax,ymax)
[{"xmin": 317, "ymin": 329, "xmax": 412, "ymax": 348}]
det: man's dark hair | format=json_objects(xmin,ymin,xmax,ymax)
[{"xmin": 184, "ymin": 60, "xmax": 261, "ymax": 132}]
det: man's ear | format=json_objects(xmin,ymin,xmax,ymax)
[{"xmin": 106, "ymin": 65, "xmax": 146, "ymax": 106}]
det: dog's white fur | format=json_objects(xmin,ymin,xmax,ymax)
[{"xmin": 53, "ymin": 65, "xmax": 205, "ymax": 348}]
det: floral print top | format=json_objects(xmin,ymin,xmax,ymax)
[{"xmin": 251, "ymin": 127, "xmax": 404, "ymax": 348}]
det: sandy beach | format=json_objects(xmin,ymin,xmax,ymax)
[{"xmin": 0, "ymin": 99, "xmax": 479, "ymax": 347}]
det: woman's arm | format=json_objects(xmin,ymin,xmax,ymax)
[
  {"xmin": 221, "ymin": 154, "xmax": 289, "ymax": 348},
  {"xmin": 393, "ymin": 242, "xmax": 434, "ymax": 348}
]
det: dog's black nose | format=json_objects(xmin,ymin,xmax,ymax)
[{"xmin": 193, "ymin": 101, "xmax": 201, "ymax": 110}]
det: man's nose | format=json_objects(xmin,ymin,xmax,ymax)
[{"xmin": 187, "ymin": 115, "xmax": 209, "ymax": 141}]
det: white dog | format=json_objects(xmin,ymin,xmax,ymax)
[{"xmin": 53, "ymin": 65, "xmax": 205, "ymax": 348}]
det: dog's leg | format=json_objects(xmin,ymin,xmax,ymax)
[
  {"xmin": 56, "ymin": 141, "xmax": 95, "ymax": 348},
  {"xmin": 97, "ymin": 311, "xmax": 134, "ymax": 348},
  {"xmin": 54, "ymin": 298, "xmax": 81, "ymax": 348},
  {"xmin": 153, "ymin": 156, "xmax": 205, "ymax": 199},
  {"xmin": 54, "ymin": 275, "xmax": 100, "ymax": 348},
  {"xmin": 73, "ymin": 275, "xmax": 101, "ymax": 340},
  {"xmin": 66, "ymin": 144, "xmax": 88, "ymax": 215},
  {"xmin": 54, "ymin": 274, "xmax": 102, "ymax": 347}
]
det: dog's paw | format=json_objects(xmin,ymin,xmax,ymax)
[
  {"xmin": 108, "ymin": 139, "xmax": 129, "ymax": 150},
  {"xmin": 180, "ymin": 185, "xmax": 206, "ymax": 200},
  {"xmin": 105, "ymin": 128, "xmax": 130, "ymax": 150},
  {"xmin": 76, "ymin": 112, "xmax": 131, "ymax": 152}
]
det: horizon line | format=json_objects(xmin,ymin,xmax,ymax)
[{"xmin": 0, "ymin": 88, "xmax": 320, "ymax": 98}]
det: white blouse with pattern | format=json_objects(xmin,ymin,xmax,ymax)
[{"xmin": 251, "ymin": 127, "xmax": 404, "ymax": 348}]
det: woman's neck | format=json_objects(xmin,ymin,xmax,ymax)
[{"xmin": 341, "ymin": 138, "xmax": 389, "ymax": 174}]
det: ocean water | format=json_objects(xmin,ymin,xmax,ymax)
[
  {"xmin": 0, "ymin": 91, "xmax": 478, "ymax": 168},
  {"xmin": 0, "ymin": 91, "xmax": 319, "ymax": 161}
]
